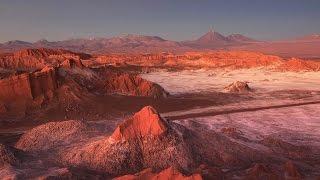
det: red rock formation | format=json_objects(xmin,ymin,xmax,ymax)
[
  {"xmin": 224, "ymin": 81, "xmax": 252, "ymax": 93},
  {"xmin": 105, "ymin": 72, "xmax": 169, "ymax": 98},
  {"xmin": 57, "ymin": 106, "xmax": 195, "ymax": 175},
  {"xmin": 115, "ymin": 167, "xmax": 203, "ymax": 180},
  {"xmin": 0, "ymin": 48, "xmax": 91, "ymax": 70},
  {"xmin": 0, "ymin": 73, "xmax": 33, "ymax": 102},
  {"xmin": 277, "ymin": 58, "xmax": 320, "ymax": 72},
  {"xmin": 60, "ymin": 58, "xmax": 84, "ymax": 69},
  {"xmin": 13, "ymin": 48, "xmax": 72, "ymax": 59},
  {"xmin": 95, "ymin": 51, "xmax": 320, "ymax": 72},
  {"xmin": 111, "ymin": 106, "xmax": 168, "ymax": 141},
  {"xmin": 29, "ymin": 67, "xmax": 58, "ymax": 99},
  {"xmin": 0, "ymin": 67, "xmax": 57, "ymax": 103}
]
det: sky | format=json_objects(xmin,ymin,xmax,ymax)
[{"xmin": 0, "ymin": 0, "xmax": 319, "ymax": 43}]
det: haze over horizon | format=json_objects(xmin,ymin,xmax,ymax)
[{"xmin": 0, "ymin": 0, "xmax": 320, "ymax": 43}]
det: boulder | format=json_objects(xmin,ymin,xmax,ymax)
[{"xmin": 224, "ymin": 81, "xmax": 252, "ymax": 93}]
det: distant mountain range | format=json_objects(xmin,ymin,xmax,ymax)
[
  {"xmin": 0, "ymin": 30, "xmax": 319, "ymax": 58},
  {"xmin": 0, "ymin": 34, "xmax": 190, "ymax": 54},
  {"xmin": 181, "ymin": 30, "xmax": 259, "ymax": 49}
]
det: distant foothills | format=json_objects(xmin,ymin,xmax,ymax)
[{"xmin": 1, "ymin": 29, "xmax": 320, "ymax": 58}]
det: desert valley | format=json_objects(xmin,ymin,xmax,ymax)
[
  {"xmin": 1, "ymin": 1, "xmax": 320, "ymax": 179},
  {"xmin": 0, "ymin": 30, "xmax": 320, "ymax": 179}
]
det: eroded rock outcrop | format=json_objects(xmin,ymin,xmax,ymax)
[
  {"xmin": 277, "ymin": 58, "xmax": 320, "ymax": 72},
  {"xmin": 224, "ymin": 81, "xmax": 252, "ymax": 93},
  {"xmin": 114, "ymin": 167, "xmax": 202, "ymax": 180},
  {"xmin": 12, "ymin": 105, "xmax": 312, "ymax": 178},
  {"xmin": 0, "ymin": 48, "xmax": 91, "ymax": 70},
  {"xmin": 13, "ymin": 48, "xmax": 72, "ymax": 59},
  {"xmin": 111, "ymin": 106, "xmax": 168, "ymax": 141},
  {"xmin": 0, "ymin": 66, "xmax": 58, "ymax": 118},
  {"xmin": 105, "ymin": 73, "xmax": 169, "ymax": 98},
  {"xmin": 60, "ymin": 58, "xmax": 85, "ymax": 69},
  {"xmin": 58, "ymin": 106, "xmax": 195, "ymax": 175},
  {"xmin": 0, "ymin": 67, "xmax": 57, "ymax": 103},
  {"xmin": 0, "ymin": 73, "xmax": 33, "ymax": 102}
]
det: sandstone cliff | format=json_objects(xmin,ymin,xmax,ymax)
[
  {"xmin": 104, "ymin": 72, "xmax": 169, "ymax": 98},
  {"xmin": 0, "ymin": 67, "xmax": 57, "ymax": 103}
]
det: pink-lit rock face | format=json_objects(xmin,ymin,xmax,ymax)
[
  {"xmin": 111, "ymin": 106, "xmax": 168, "ymax": 141},
  {"xmin": 0, "ymin": 48, "xmax": 91, "ymax": 70},
  {"xmin": 104, "ymin": 72, "xmax": 169, "ymax": 98}
]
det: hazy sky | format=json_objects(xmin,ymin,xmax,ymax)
[{"xmin": 0, "ymin": 0, "xmax": 319, "ymax": 42}]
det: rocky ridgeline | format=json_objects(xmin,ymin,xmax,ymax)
[
  {"xmin": 96, "ymin": 51, "xmax": 320, "ymax": 71},
  {"xmin": 277, "ymin": 58, "xmax": 320, "ymax": 72},
  {"xmin": 9, "ymin": 105, "xmax": 307, "ymax": 179},
  {"xmin": 13, "ymin": 48, "xmax": 73, "ymax": 59},
  {"xmin": 0, "ymin": 48, "xmax": 91, "ymax": 71}
]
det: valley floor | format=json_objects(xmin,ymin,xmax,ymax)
[{"xmin": 1, "ymin": 67, "xmax": 320, "ymax": 178}]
